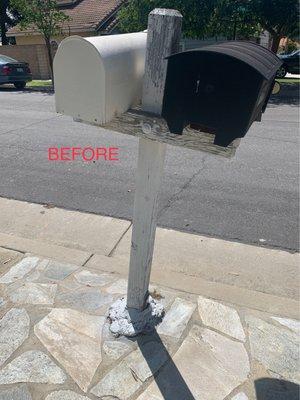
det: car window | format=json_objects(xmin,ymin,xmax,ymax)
[{"xmin": 0, "ymin": 55, "xmax": 18, "ymax": 64}]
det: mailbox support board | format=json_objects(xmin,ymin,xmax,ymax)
[{"xmin": 100, "ymin": 107, "xmax": 240, "ymax": 158}]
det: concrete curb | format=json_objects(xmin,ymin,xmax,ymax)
[
  {"xmin": 0, "ymin": 232, "xmax": 91, "ymax": 265},
  {"xmin": 0, "ymin": 197, "xmax": 298, "ymax": 319},
  {"xmin": 86, "ymin": 253, "xmax": 299, "ymax": 319}
]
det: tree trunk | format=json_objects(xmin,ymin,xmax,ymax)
[
  {"xmin": 44, "ymin": 36, "xmax": 54, "ymax": 84},
  {"xmin": 271, "ymin": 35, "xmax": 281, "ymax": 54},
  {"xmin": 0, "ymin": 2, "xmax": 9, "ymax": 45}
]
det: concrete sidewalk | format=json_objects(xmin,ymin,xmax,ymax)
[
  {"xmin": 0, "ymin": 197, "xmax": 298, "ymax": 318},
  {"xmin": 0, "ymin": 197, "xmax": 299, "ymax": 400}
]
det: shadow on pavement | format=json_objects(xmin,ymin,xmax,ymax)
[
  {"xmin": 132, "ymin": 330, "xmax": 195, "ymax": 400},
  {"xmin": 0, "ymin": 85, "xmax": 54, "ymax": 95},
  {"xmin": 255, "ymin": 377, "xmax": 299, "ymax": 400},
  {"xmin": 268, "ymin": 83, "xmax": 299, "ymax": 107},
  {"xmin": 126, "ymin": 306, "xmax": 194, "ymax": 400}
]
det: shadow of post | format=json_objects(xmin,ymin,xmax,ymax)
[
  {"xmin": 255, "ymin": 377, "xmax": 299, "ymax": 400},
  {"xmin": 133, "ymin": 330, "xmax": 195, "ymax": 400},
  {"xmin": 127, "ymin": 307, "xmax": 195, "ymax": 400}
]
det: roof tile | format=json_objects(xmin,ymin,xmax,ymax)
[{"xmin": 8, "ymin": 0, "xmax": 124, "ymax": 35}]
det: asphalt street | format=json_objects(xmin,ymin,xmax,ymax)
[{"xmin": 0, "ymin": 87, "xmax": 299, "ymax": 251}]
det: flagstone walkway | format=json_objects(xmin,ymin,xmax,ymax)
[{"xmin": 0, "ymin": 253, "xmax": 299, "ymax": 400}]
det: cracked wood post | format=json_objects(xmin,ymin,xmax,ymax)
[{"xmin": 127, "ymin": 9, "xmax": 183, "ymax": 310}]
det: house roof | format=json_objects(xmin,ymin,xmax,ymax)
[{"xmin": 7, "ymin": 0, "xmax": 124, "ymax": 36}]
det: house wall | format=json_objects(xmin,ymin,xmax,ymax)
[
  {"xmin": 15, "ymin": 31, "xmax": 94, "ymax": 46},
  {"xmin": 15, "ymin": 35, "xmax": 45, "ymax": 45},
  {"xmin": 0, "ymin": 44, "xmax": 51, "ymax": 79},
  {"xmin": 2, "ymin": 31, "xmax": 95, "ymax": 79}
]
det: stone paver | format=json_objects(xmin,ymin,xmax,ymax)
[
  {"xmin": 74, "ymin": 270, "xmax": 114, "ymax": 287},
  {"xmin": 231, "ymin": 393, "xmax": 249, "ymax": 400},
  {"xmin": 8, "ymin": 282, "xmax": 57, "ymax": 305},
  {"xmin": 58, "ymin": 278, "xmax": 82, "ymax": 291},
  {"xmin": 90, "ymin": 361, "xmax": 142, "ymax": 400},
  {"xmin": 34, "ymin": 308, "xmax": 105, "ymax": 392},
  {"xmin": 57, "ymin": 288, "xmax": 114, "ymax": 312},
  {"xmin": 0, "ymin": 385, "xmax": 32, "ymax": 400},
  {"xmin": 103, "ymin": 340, "xmax": 132, "ymax": 360},
  {"xmin": 137, "ymin": 325, "xmax": 250, "ymax": 400},
  {"xmin": 0, "ymin": 298, "xmax": 6, "ymax": 308},
  {"xmin": 42, "ymin": 260, "xmax": 80, "ymax": 280},
  {"xmin": 0, "ymin": 254, "xmax": 298, "ymax": 400},
  {"xmin": 0, "ymin": 350, "xmax": 66, "ymax": 384},
  {"xmin": 157, "ymin": 297, "xmax": 196, "ymax": 338},
  {"xmin": 198, "ymin": 295, "xmax": 245, "ymax": 341},
  {"xmin": 271, "ymin": 316, "xmax": 300, "ymax": 335},
  {"xmin": 0, "ymin": 257, "xmax": 39, "ymax": 283},
  {"xmin": 125, "ymin": 340, "xmax": 169, "ymax": 382},
  {"xmin": 246, "ymin": 315, "xmax": 299, "ymax": 384},
  {"xmin": 105, "ymin": 278, "xmax": 128, "ymax": 294},
  {"xmin": 0, "ymin": 308, "xmax": 30, "ymax": 367},
  {"xmin": 45, "ymin": 390, "xmax": 91, "ymax": 400},
  {"xmin": 25, "ymin": 259, "xmax": 50, "ymax": 282}
]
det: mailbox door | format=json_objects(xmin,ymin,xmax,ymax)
[{"xmin": 54, "ymin": 36, "xmax": 106, "ymax": 124}]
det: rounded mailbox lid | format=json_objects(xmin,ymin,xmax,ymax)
[{"xmin": 167, "ymin": 41, "xmax": 282, "ymax": 80}]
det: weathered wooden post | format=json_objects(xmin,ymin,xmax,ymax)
[
  {"xmin": 108, "ymin": 9, "xmax": 183, "ymax": 336},
  {"xmin": 127, "ymin": 9, "xmax": 183, "ymax": 311}
]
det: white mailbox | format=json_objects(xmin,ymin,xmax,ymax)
[{"xmin": 54, "ymin": 32, "xmax": 147, "ymax": 125}]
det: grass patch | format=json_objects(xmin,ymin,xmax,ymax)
[
  {"xmin": 276, "ymin": 78, "xmax": 299, "ymax": 84},
  {"xmin": 27, "ymin": 80, "xmax": 53, "ymax": 87}
]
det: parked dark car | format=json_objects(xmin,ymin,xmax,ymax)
[
  {"xmin": 0, "ymin": 55, "xmax": 32, "ymax": 89},
  {"xmin": 276, "ymin": 50, "xmax": 300, "ymax": 78}
]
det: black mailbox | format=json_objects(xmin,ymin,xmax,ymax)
[{"xmin": 162, "ymin": 41, "xmax": 282, "ymax": 147}]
